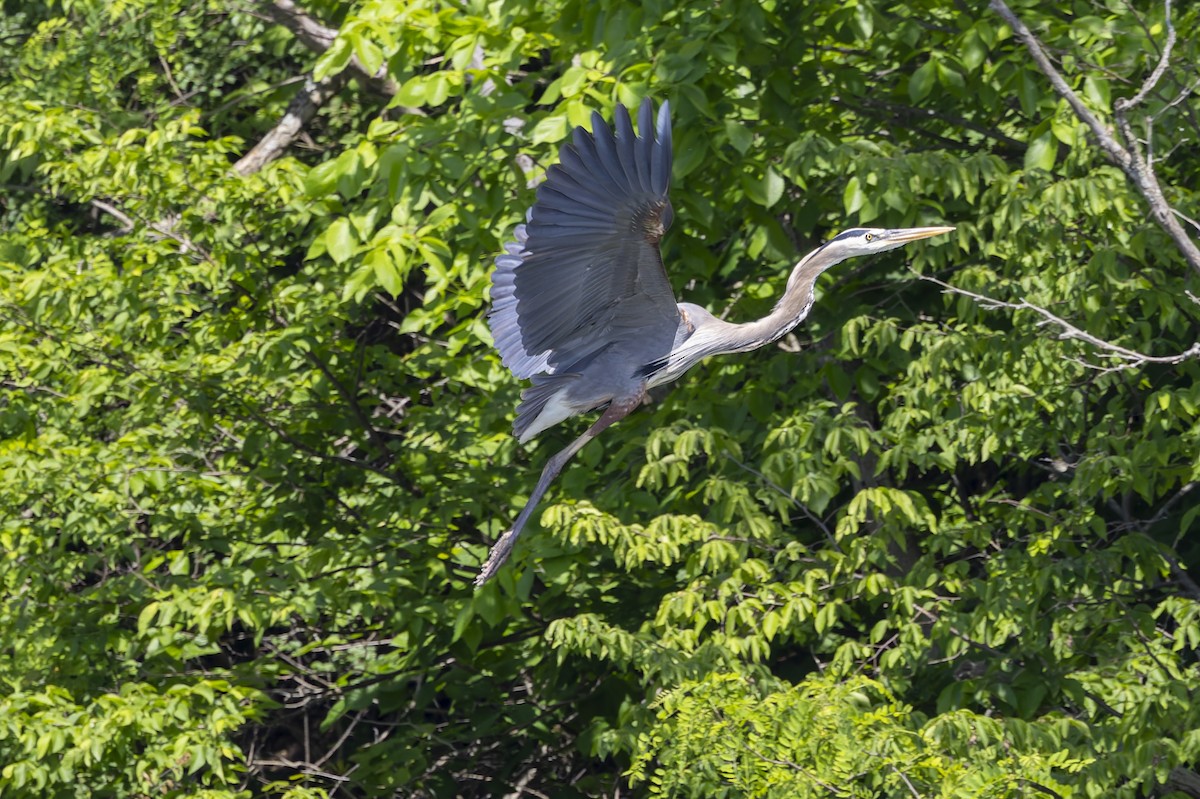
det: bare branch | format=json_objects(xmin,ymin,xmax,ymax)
[
  {"xmin": 988, "ymin": 0, "xmax": 1200, "ymax": 276},
  {"xmin": 263, "ymin": 0, "xmax": 336, "ymax": 50},
  {"xmin": 1114, "ymin": 0, "xmax": 1175, "ymax": 113},
  {"xmin": 93, "ymin": 199, "xmax": 219, "ymax": 262},
  {"xmin": 1154, "ymin": 74, "xmax": 1200, "ymax": 120},
  {"xmin": 921, "ymin": 274, "xmax": 1200, "ymax": 372},
  {"xmin": 1174, "ymin": 208, "xmax": 1200, "ymax": 235},
  {"xmin": 234, "ymin": 73, "xmax": 346, "ymax": 175},
  {"xmin": 261, "ymin": 0, "xmax": 400, "ymax": 96},
  {"xmin": 89, "ymin": 199, "xmax": 135, "ymax": 232},
  {"xmin": 987, "ymin": 0, "xmax": 1128, "ymax": 167}
]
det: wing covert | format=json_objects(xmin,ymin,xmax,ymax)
[{"xmin": 489, "ymin": 98, "xmax": 678, "ymax": 379}]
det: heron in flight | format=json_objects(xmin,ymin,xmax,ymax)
[{"xmin": 478, "ymin": 98, "xmax": 952, "ymax": 584}]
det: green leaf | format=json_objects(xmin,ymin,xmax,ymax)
[
  {"xmin": 1024, "ymin": 132, "xmax": 1056, "ymax": 172},
  {"xmin": 530, "ymin": 113, "xmax": 569, "ymax": 145},
  {"xmin": 334, "ymin": 149, "xmax": 366, "ymax": 200},
  {"xmin": 1084, "ymin": 75, "xmax": 1111, "ymax": 110},
  {"xmin": 365, "ymin": 246, "xmax": 403, "ymax": 295},
  {"xmin": 724, "ymin": 120, "xmax": 753, "ymax": 154},
  {"xmin": 559, "ymin": 66, "xmax": 589, "ymax": 97},
  {"xmin": 137, "ymin": 602, "xmax": 160, "ymax": 636},
  {"xmin": 326, "ymin": 218, "xmax": 357, "ymax": 264},
  {"xmin": 1050, "ymin": 113, "xmax": 1078, "ymax": 145},
  {"xmin": 353, "ymin": 33, "xmax": 384, "ymax": 77},
  {"xmin": 960, "ymin": 29, "xmax": 987, "ymax": 72},
  {"xmin": 395, "ymin": 76, "xmax": 427, "ymax": 107},
  {"xmin": 909, "ymin": 60, "xmax": 936, "ymax": 102},
  {"xmin": 313, "ymin": 37, "xmax": 352, "ymax": 81},
  {"xmin": 425, "ymin": 73, "xmax": 451, "ymax": 106},
  {"xmin": 1018, "ymin": 70, "xmax": 1041, "ymax": 116},
  {"xmin": 742, "ymin": 166, "xmax": 784, "ymax": 208},
  {"xmin": 843, "ymin": 175, "xmax": 866, "ymax": 214},
  {"xmin": 304, "ymin": 159, "xmax": 341, "ymax": 197},
  {"xmin": 936, "ymin": 61, "xmax": 965, "ymax": 91}
]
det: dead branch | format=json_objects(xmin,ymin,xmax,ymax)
[
  {"xmin": 988, "ymin": 0, "xmax": 1200, "ymax": 276},
  {"xmin": 89, "ymin": 199, "xmax": 135, "ymax": 232},
  {"xmin": 1114, "ymin": 0, "xmax": 1176, "ymax": 113},
  {"xmin": 91, "ymin": 200, "xmax": 218, "ymax": 262},
  {"xmin": 261, "ymin": 0, "xmax": 400, "ymax": 96},
  {"xmin": 921, "ymin": 274, "xmax": 1200, "ymax": 373},
  {"xmin": 234, "ymin": 73, "xmax": 346, "ymax": 175}
]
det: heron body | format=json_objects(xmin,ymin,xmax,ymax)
[{"xmin": 479, "ymin": 98, "xmax": 953, "ymax": 584}]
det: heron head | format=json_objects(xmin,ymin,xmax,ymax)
[
  {"xmin": 787, "ymin": 225, "xmax": 955, "ymax": 295},
  {"xmin": 820, "ymin": 226, "xmax": 956, "ymax": 258}
]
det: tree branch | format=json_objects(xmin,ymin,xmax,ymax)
[
  {"xmin": 851, "ymin": 95, "xmax": 1026, "ymax": 154},
  {"xmin": 92, "ymin": 199, "xmax": 218, "ymax": 263},
  {"xmin": 234, "ymin": 73, "xmax": 346, "ymax": 175},
  {"xmin": 988, "ymin": 0, "xmax": 1200, "ymax": 275},
  {"xmin": 1169, "ymin": 766, "xmax": 1200, "ymax": 799},
  {"xmin": 261, "ymin": 0, "xmax": 400, "ymax": 96},
  {"xmin": 89, "ymin": 199, "xmax": 135, "ymax": 232},
  {"xmin": 1114, "ymin": 0, "xmax": 1176, "ymax": 113},
  {"xmin": 921, "ymin": 274, "xmax": 1200, "ymax": 372}
]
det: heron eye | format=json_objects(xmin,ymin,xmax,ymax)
[{"xmin": 864, "ymin": 233, "xmax": 874, "ymax": 241}]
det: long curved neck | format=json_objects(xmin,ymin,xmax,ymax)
[
  {"xmin": 703, "ymin": 245, "xmax": 841, "ymax": 355},
  {"xmin": 651, "ymin": 244, "xmax": 848, "ymax": 387}
]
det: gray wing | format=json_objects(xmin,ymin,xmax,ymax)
[{"xmin": 489, "ymin": 99, "xmax": 679, "ymax": 379}]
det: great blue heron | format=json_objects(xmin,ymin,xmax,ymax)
[{"xmin": 479, "ymin": 98, "xmax": 952, "ymax": 585}]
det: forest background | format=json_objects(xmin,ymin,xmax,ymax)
[{"xmin": 1, "ymin": 0, "xmax": 1199, "ymax": 797}]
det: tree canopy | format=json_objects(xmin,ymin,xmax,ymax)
[{"xmin": 1, "ymin": 0, "xmax": 1198, "ymax": 797}]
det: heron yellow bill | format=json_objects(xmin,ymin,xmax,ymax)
[{"xmin": 886, "ymin": 226, "xmax": 956, "ymax": 243}]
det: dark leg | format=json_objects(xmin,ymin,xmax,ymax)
[{"xmin": 475, "ymin": 394, "xmax": 642, "ymax": 586}]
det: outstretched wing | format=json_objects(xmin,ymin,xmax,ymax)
[{"xmin": 489, "ymin": 98, "xmax": 679, "ymax": 379}]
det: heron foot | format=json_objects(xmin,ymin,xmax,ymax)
[{"xmin": 475, "ymin": 528, "xmax": 518, "ymax": 586}]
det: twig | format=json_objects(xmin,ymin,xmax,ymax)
[
  {"xmin": 294, "ymin": 334, "xmax": 393, "ymax": 459},
  {"xmin": 1161, "ymin": 547, "xmax": 1200, "ymax": 602},
  {"xmin": 314, "ymin": 710, "xmax": 365, "ymax": 768},
  {"xmin": 1113, "ymin": 0, "xmax": 1175, "ymax": 113},
  {"xmin": 913, "ymin": 605, "xmax": 1007, "ymax": 657},
  {"xmin": 921, "ymin": 274, "xmax": 1200, "ymax": 372},
  {"xmin": 1017, "ymin": 778, "xmax": 1065, "ymax": 799},
  {"xmin": 1174, "ymin": 208, "xmax": 1200, "ymax": 235},
  {"xmin": 93, "ymin": 198, "xmax": 218, "ymax": 263},
  {"xmin": 249, "ymin": 758, "xmax": 353, "ymax": 783},
  {"xmin": 722, "ymin": 452, "xmax": 839, "ymax": 548},
  {"xmin": 852, "ymin": 95, "xmax": 1025, "ymax": 153},
  {"xmin": 889, "ymin": 764, "xmax": 923, "ymax": 799},
  {"xmin": 742, "ymin": 743, "xmax": 848, "ymax": 796},
  {"xmin": 89, "ymin": 199, "xmax": 135, "ymax": 232}
]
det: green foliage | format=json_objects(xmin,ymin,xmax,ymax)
[
  {"xmin": 1, "ymin": 0, "xmax": 1199, "ymax": 797},
  {"xmin": 629, "ymin": 673, "xmax": 1093, "ymax": 798}
]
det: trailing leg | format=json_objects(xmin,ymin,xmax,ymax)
[{"xmin": 475, "ymin": 394, "xmax": 643, "ymax": 585}]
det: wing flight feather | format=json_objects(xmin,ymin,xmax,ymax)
[{"xmin": 489, "ymin": 98, "xmax": 678, "ymax": 379}]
